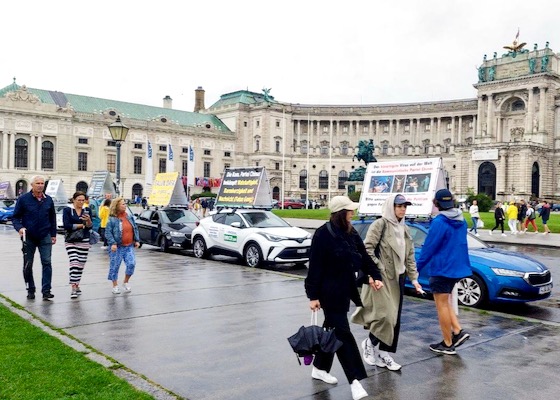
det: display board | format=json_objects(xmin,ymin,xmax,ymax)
[
  {"xmin": 148, "ymin": 172, "xmax": 189, "ymax": 206},
  {"xmin": 357, "ymin": 158, "xmax": 446, "ymax": 216},
  {"xmin": 87, "ymin": 171, "xmax": 116, "ymax": 199},
  {"xmin": 45, "ymin": 179, "xmax": 68, "ymax": 205},
  {"xmin": 215, "ymin": 167, "xmax": 273, "ymax": 208},
  {"xmin": 0, "ymin": 181, "xmax": 15, "ymax": 199}
]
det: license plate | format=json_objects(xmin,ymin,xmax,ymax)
[
  {"xmin": 297, "ymin": 249, "xmax": 307, "ymax": 254},
  {"xmin": 539, "ymin": 284, "xmax": 552, "ymax": 294}
]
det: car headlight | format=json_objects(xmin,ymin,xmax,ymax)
[
  {"xmin": 169, "ymin": 231, "xmax": 185, "ymax": 237},
  {"xmin": 490, "ymin": 268, "xmax": 526, "ymax": 278},
  {"xmin": 257, "ymin": 232, "xmax": 289, "ymax": 242}
]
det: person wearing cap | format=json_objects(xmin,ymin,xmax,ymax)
[
  {"xmin": 352, "ymin": 194, "xmax": 423, "ymax": 371},
  {"xmin": 416, "ymin": 189, "xmax": 472, "ymax": 355},
  {"xmin": 506, "ymin": 200, "xmax": 519, "ymax": 235},
  {"xmin": 305, "ymin": 195, "xmax": 383, "ymax": 400}
]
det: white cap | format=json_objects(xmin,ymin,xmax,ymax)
[{"xmin": 329, "ymin": 196, "xmax": 359, "ymax": 213}]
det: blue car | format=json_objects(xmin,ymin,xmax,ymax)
[
  {"xmin": 352, "ymin": 218, "xmax": 553, "ymax": 308},
  {"xmin": 0, "ymin": 200, "xmax": 16, "ymax": 223}
]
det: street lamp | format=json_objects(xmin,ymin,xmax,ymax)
[{"xmin": 108, "ymin": 116, "xmax": 129, "ymax": 197}]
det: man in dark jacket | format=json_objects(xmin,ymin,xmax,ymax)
[{"xmin": 12, "ymin": 176, "xmax": 57, "ymax": 300}]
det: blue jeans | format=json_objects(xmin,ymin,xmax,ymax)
[
  {"xmin": 23, "ymin": 234, "xmax": 53, "ymax": 294},
  {"xmin": 470, "ymin": 217, "xmax": 478, "ymax": 234}
]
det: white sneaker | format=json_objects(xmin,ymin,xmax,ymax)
[
  {"xmin": 376, "ymin": 353, "xmax": 402, "ymax": 371},
  {"xmin": 123, "ymin": 283, "xmax": 131, "ymax": 293},
  {"xmin": 350, "ymin": 379, "xmax": 368, "ymax": 400},
  {"xmin": 501, "ymin": 233, "xmax": 507, "ymax": 237},
  {"xmin": 311, "ymin": 367, "xmax": 338, "ymax": 384},
  {"xmin": 361, "ymin": 338, "xmax": 376, "ymax": 366},
  {"xmin": 488, "ymin": 231, "xmax": 493, "ymax": 235},
  {"xmin": 112, "ymin": 286, "xmax": 121, "ymax": 294},
  {"xmin": 475, "ymin": 233, "xmax": 480, "ymax": 237}
]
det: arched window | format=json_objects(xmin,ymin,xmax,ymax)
[
  {"xmin": 132, "ymin": 183, "xmax": 143, "ymax": 199},
  {"xmin": 272, "ymin": 186, "xmax": 280, "ymax": 200},
  {"xmin": 299, "ymin": 170, "xmax": 307, "ymax": 189},
  {"xmin": 338, "ymin": 170, "xmax": 348, "ymax": 189},
  {"xmin": 41, "ymin": 140, "xmax": 54, "ymax": 170},
  {"xmin": 511, "ymin": 99, "xmax": 525, "ymax": 112},
  {"xmin": 15, "ymin": 138, "xmax": 28, "ymax": 168},
  {"xmin": 275, "ymin": 140, "xmax": 280, "ymax": 153},
  {"xmin": 319, "ymin": 170, "xmax": 328, "ymax": 189}
]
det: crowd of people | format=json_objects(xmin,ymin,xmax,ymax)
[
  {"xmin": 12, "ymin": 176, "xmax": 140, "ymax": 301},
  {"xmin": 487, "ymin": 198, "xmax": 551, "ymax": 236}
]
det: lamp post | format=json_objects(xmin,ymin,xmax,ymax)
[{"xmin": 108, "ymin": 116, "xmax": 129, "ymax": 197}]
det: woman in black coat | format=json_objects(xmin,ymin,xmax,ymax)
[
  {"xmin": 490, "ymin": 201, "xmax": 505, "ymax": 235},
  {"xmin": 305, "ymin": 196, "xmax": 383, "ymax": 400}
]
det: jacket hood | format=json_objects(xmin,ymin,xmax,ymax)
[
  {"xmin": 382, "ymin": 193, "xmax": 406, "ymax": 227},
  {"xmin": 440, "ymin": 207, "xmax": 464, "ymax": 222}
]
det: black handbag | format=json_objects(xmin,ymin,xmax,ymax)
[{"xmin": 65, "ymin": 229, "xmax": 84, "ymax": 243}]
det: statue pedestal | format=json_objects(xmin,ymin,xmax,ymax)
[{"xmin": 345, "ymin": 180, "xmax": 363, "ymax": 196}]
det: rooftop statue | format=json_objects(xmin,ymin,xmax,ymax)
[
  {"xmin": 503, "ymin": 29, "xmax": 527, "ymax": 53},
  {"xmin": 262, "ymin": 87, "xmax": 273, "ymax": 102}
]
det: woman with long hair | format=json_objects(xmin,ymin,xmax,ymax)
[
  {"xmin": 105, "ymin": 197, "xmax": 140, "ymax": 294},
  {"xmin": 305, "ymin": 196, "xmax": 383, "ymax": 400},
  {"xmin": 62, "ymin": 191, "xmax": 93, "ymax": 299}
]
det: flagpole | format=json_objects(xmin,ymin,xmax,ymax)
[
  {"xmin": 281, "ymin": 106, "xmax": 286, "ymax": 209},
  {"xmin": 306, "ymin": 113, "xmax": 310, "ymax": 209},
  {"xmin": 328, "ymin": 118, "xmax": 332, "ymax": 205}
]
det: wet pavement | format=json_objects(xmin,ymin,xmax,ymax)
[{"xmin": 1, "ymin": 222, "xmax": 560, "ymax": 399}]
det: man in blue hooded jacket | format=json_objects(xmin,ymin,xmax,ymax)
[{"xmin": 416, "ymin": 189, "xmax": 472, "ymax": 355}]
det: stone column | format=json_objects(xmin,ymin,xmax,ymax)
[
  {"xmin": 29, "ymin": 134, "xmax": 36, "ymax": 171},
  {"xmin": 375, "ymin": 120, "xmax": 380, "ymax": 138},
  {"xmin": 476, "ymin": 96, "xmax": 483, "ymax": 135},
  {"xmin": 496, "ymin": 115, "xmax": 502, "ymax": 142},
  {"xmin": 486, "ymin": 94, "xmax": 494, "ymax": 137},
  {"xmin": 497, "ymin": 149, "xmax": 507, "ymax": 194},
  {"xmin": 473, "ymin": 115, "xmax": 477, "ymax": 136},
  {"xmin": 395, "ymin": 119, "xmax": 400, "ymax": 137},
  {"xmin": 369, "ymin": 120, "xmax": 373, "ymax": 137},
  {"xmin": 389, "ymin": 120, "xmax": 393, "ymax": 136},
  {"xmin": 451, "ymin": 116, "xmax": 456, "ymax": 144},
  {"xmin": 457, "ymin": 116, "xmax": 463, "ymax": 144},
  {"xmin": 2, "ymin": 131, "xmax": 8, "ymax": 169},
  {"xmin": 36, "ymin": 135, "xmax": 43, "ymax": 171},
  {"xmin": 526, "ymin": 87, "xmax": 534, "ymax": 133},
  {"xmin": 539, "ymin": 86, "xmax": 547, "ymax": 133},
  {"xmin": 9, "ymin": 132, "xmax": 15, "ymax": 169}
]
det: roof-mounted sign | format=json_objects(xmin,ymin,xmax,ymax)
[
  {"xmin": 149, "ymin": 172, "xmax": 189, "ymax": 206},
  {"xmin": 45, "ymin": 179, "xmax": 68, "ymax": 205},
  {"xmin": 358, "ymin": 158, "xmax": 446, "ymax": 216},
  {"xmin": 215, "ymin": 167, "xmax": 273, "ymax": 208},
  {"xmin": 87, "ymin": 171, "xmax": 116, "ymax": 199},
  {"xmin": 0, "ymin": 181, "xmax": 15, "ymax": 199}
]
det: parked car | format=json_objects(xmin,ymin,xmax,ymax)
[
  {"xmin": 279, "ymin": 199, "xmax": 305, "ymax": 209},
  {"xmin": 551, "ymin": 203, "xmax": 560, "ymax": 211},
  {"xmin": 55, "ymin": 204, "xmax": 70, "ymax": 233},
  {"xmin": 136, "ymin": 207, "xmax": 199, "ymax": 252},
  {"xmin": 191, "ymin": 208, "xmax": 312, "ymax": 267},
  {"xmin": 352, "ymin": 218, "xmax": 553, "ymax": 308},
  {"xmin": 0, "ymin": 200, "xmax": 16, "ymax": 223}
]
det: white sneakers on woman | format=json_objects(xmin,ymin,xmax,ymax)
[
  {"xmin": 350, "ymin": 379, "xmax": 368, "ymax": 400},
  {"xmin": 311, "ymin": 366, "xmax": 338, "ymax": 384}
]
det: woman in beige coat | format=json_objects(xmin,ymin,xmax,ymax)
[{"xmin": 352, "ymin": 194, "xmax": 422, "ymax": 371}]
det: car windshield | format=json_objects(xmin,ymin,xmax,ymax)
[
  {"xmin": 161, "ymin": 209, "xmax": 198, "ymax": 224},
  {"xmin": 243, "ymin": 211, "xmax": 291, "ymax": 228}
]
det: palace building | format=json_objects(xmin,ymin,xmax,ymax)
[{"xmin": 1, "ymin": 40, "xmax": 560, "ymax": 203}]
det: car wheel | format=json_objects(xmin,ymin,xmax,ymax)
[
  {"xmin": 244, "ymin": 243, "xmax": 263, "ymax": 268},
  {"xmin": 456, "ymin": 274, "xmax": 487, "ymax": 308},
  {"xmin": 193, "ymin": 236, "xmax": 208, "ymax": 259},
  {"xmin": 287, "ymin": 205, "xmax": 293, "ymax": 209},
  {"xmin": 159, "ymin": 237, "xmax": 170, "ymax": 252}
]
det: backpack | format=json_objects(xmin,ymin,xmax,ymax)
[{"xmin": 528, "ymin": 209, "xmax": 536, "ymax": 220}]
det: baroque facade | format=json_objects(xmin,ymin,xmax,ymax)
[{"xmin": 1, "ymin": 41, "xmax": 560, "ymax": 203}]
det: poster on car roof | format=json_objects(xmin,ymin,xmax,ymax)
[
  {"xmin": 0, "ymin": 181, "xmax": 15, "ymax": 199},
  {"xmin": 358, "ymin": 157, "xmax": 446, "ymax": 216},
  {"xmin": 149, "ymin": 172, "xmax": 189, "ymax": 206},
  {"xmin": 215, "ymin": 166, "xmax": 273, "ymax": 208},
  {"xmin": 45, "ymin": 179, "xmax": 68, "ymax": 205}
]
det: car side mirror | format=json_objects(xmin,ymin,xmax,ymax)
[{"xmin": 230, "ymin": 222, "xmax": 241, "ymax": 228}]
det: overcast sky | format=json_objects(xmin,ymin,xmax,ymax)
[{"xmin": 4, "ymin": 1, "xmax": 560, "ymax": 111}]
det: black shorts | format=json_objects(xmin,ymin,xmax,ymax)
[{"xmin": 429, "ymin": 276, "xmax": 461, "ymax": 294}]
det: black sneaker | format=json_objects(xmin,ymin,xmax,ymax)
[
  {"xmin": 452, "ymin": 330, "xmax": 470, "ymax": 347},
  {"xmin": 27, "ymin": 292, "xmax": 35, "ymax": 300},
  {"xmin": 429, "ymin": 341, "xmax": 456, "ymax": 355},
  {"xmin": 42, "ymin": 292, "xmax": 54, "ymax": 301}
]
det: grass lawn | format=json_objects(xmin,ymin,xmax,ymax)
[
  {"xmin": 273, "ymin": 208, "xmax": 560, "ymax": 233},
  {"xmin": 0, "ymin": 302, "xmax": 155, "ymax": 400}
]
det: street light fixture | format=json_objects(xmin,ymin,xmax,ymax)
[{"xmin": 108, "ymin": 116, "xmax": 129, "ymax": 197}]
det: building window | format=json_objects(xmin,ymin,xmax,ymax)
[
  {"xmin": 134, "ymin": 156, "xmax": 142, "ymax": 174},
  {"xmin": 255, "ymin": 161, "xmax": 259, "ymax": 167},
  {"xmin": 299, "ymin": 170, "xmax": 307, "ymax": 189},
  {"xmin": 15, "ymin": 138, "xmax": 28, "ymax": 168},
  {"xmin": 425, "ymin": 124, "xmax": 431, "ymax": 131},
  {"xmin": 338, "ymin": 170, "xmax": 348, "ymax": 189},
  {"xmin": 341, "ymin": 142, "xmax": 349, "ymax": 155},
  {"xmin": 382, "ymin": 144, "xmax": 388, "ymax": 155},
  {"xmin": 322, "ymin": 126, "xmax": 329, "ymax": 133},
  {"xmin": 404, "ymin": 124, "xmax": 410, "ymax": 132},
  {"xmin": 256, "ymin": 120, "xmax": 260, "ymax": 128},
  {"xmin": 342, "ymin": 125, "xmax": 349, "ymax": 133},
  {"xmin": 275, "ymin": 140, "xmax": 280, "ymax": 153},
  {"xmin": 224, "ymin": 163, "xmax": 230, "ymax": 169},
  {"xmin": 423, "ymin": 143, "xmax": 429, "ymax": 154},
  {"xmin": 159, "ymin": 145, "xmax": 167, "ymax": 152},
  {"xmin": 78, "ymin": 138, "xmax": 88, "ymax": 144},
  {"xmin": 134, "ymin": 143, "xmax": 143, "ymax": 150},
  {"xmin": 41, "ymin": 140, "xmax": 54, "ymax": 170},
  {"xmin": 447, "ymin": 123, "xmax": 452, "ymax": 131},
  {"xmin": 78, "ymin": 152, "xmax": 88, "ymax": 171},
  {"xmin": 301, "ymin": 141, "xmax": 308, "ymax": 154},
  {"xmin": 255, "ymin": 139, "xmax": 260, "ymax": 152},
  {"xmin": 468, "ymin": 121, "xmax": 473, "ymax": 129},
  {"xmin": 383, "ymin": 125, "xmax": 389, "ymax": 133},
  {"xmin": 320, "ymin": 141, "xmax": 329, "ymax": 155},
  {"xmin": 107, "ymin": 140, "xmax": 116, "ymax": 147},
  {"xmin": 319, "ymin": 170, "xmax": 328, "ymax": 189},
  {"xmin": 182, "ymin": 160, "xmax": 188, "ymax": 176},
  {"xmin": 224, "ymin": 151, "xmax": 231, "ymax": 157},
  {"xmin": 203, "ymin": 161, "xmax": 210, "ymax": 177},
  {"xmin": 203, "ymin": 149, "xmax": 211, "ymax": 156},
  {"xmin": 182, "ymin": 147, "xmax": 189, "ymax": 153},
  {"xmin": 159, "ymin": 158, "xmax": 166, "ymax": 173},
  {"xmin": 362, "ymin": 126, "xmax": 369, "ymax": 133},
  {"xmin": 403, "ymin": 143, "xmax": 409, "ymax": 155},
  {"xmin": 276, "ymin": 120, "xmax": 281, "ymax": 128},
  {"xmin": 244, "ymin": 121, "xmax": 248, "ymax": 127},
  {"xmin": 275, "ymin": 162, "xmax": 280, "ymax": 170},
  {"xmin": 107, "ymin": 153, "xmax": 116, "ymax": 173}
]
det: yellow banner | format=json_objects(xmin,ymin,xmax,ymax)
[{"xmin": 149, "ymin": 172, "xmax": 179, "ymax": 206}]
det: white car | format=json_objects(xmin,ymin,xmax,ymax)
[{"xmin": 191, "ymin": 209, "xmax": 312, "ymax": 268}]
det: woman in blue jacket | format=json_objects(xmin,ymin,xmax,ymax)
[{"xmin": 416, "ymin": 189, "xmax": 472, "ymax": 355}]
